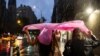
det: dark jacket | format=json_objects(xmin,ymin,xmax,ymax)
[
  {"xmin": 84, "ymin": 37, "xmax": 100, "ymax": 56},
  {"xmin": 63, "ymin": 39, "xmax": 86, "ymax": 56}
]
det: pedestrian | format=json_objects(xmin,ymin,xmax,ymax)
[
  {"xmin": 51, "ymin": 31, "xmax": 61, "ymax": 56},
  {"xmin": 38, "ymin": 42, "xmax": 52, "ymax": 56},
  {"xmin": 84, "ymin": 31, "xmax": 100, "ymax": 56},
  {"xmin": 63, "ymin": 28, "xmax": 86, "ymax": 56},
  {"xmin": 37, "ymin": 28, "xmax": 52, "ymax": 56},
  {"xmin": 24, "ymin": 28, "xmax": 40, "ymax": 56}
]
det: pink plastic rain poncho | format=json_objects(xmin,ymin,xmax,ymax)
[
  {"xmin": 55, "ymin": 20, "xmax": 89, "ymax": 34},
  {"xmin": 23, "ymin": 23, "xmax": 59, "ymax": 45}
]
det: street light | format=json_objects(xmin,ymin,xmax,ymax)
[
  {"xmin": 17, "ymin": 19, "xmax": 23, "ymax": 27},
  {"xmin": 87, "ymin": 10, "xmax": 100, "ymax": 29},
  {"xmin": 86, "ymin": 7, "xmax": 93, "ymax": 14},
  {"xmin": 17, "ymin": 19, "xmax": 21, "ymax": 25}
]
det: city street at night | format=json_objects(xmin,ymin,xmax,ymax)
[{"xmin": 0, "ymin": 0, "xmax": 100, "ymax": 56}]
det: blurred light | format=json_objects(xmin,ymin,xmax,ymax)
[
  {"xmin": 87, "ymin": 10, "xmax": 100, "ymax": 28},
  {"xmin": 33, "ymin": 6, "xmax": 36, "ymax": 9},
  {"xmin": 8, "ymin": 32, "xmax": 10, "ymax": 35},
  {"xmin": 86, "ymin": 7, "xmax": 93, "ymax": 14},
  {"xmin": 17, "ymin": 20, "xmax": 21, "ymax": 24},
  {"xmin": 15, "ymin": 39, "xmax": 22, "ymax": 46},
  {"xmin": 15, "ymin": 36, "xmax": 23, "ymax": 46},
  {"xmin": 32, "ymin": 5, "xmax": 36, "ymax": 10},
  {"xmin": 17, "ymin": 36, "xmax": 23, "ymax": 40}
]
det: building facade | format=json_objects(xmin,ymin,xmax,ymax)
[
  {"xmin": 52, "ymin": 0, "xmax": 75, "ymax": 23},
  {"xmin": 7, "ymin": 0, "xmax": 17, "ymax": 33},
  {"xmin": 0, "ymin": 0, "xmax": 6, "ymax": 33},
  {"xmin": 16, "ymin": 5, "xmax": 37, "ymax": 32},
  {"xmin": 17, "ymin": 5, "xmax": 37, "ymax": 25},
  {"xmin": 51, "ymin": 0, "xmax": 100, "ymax": 23}
]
